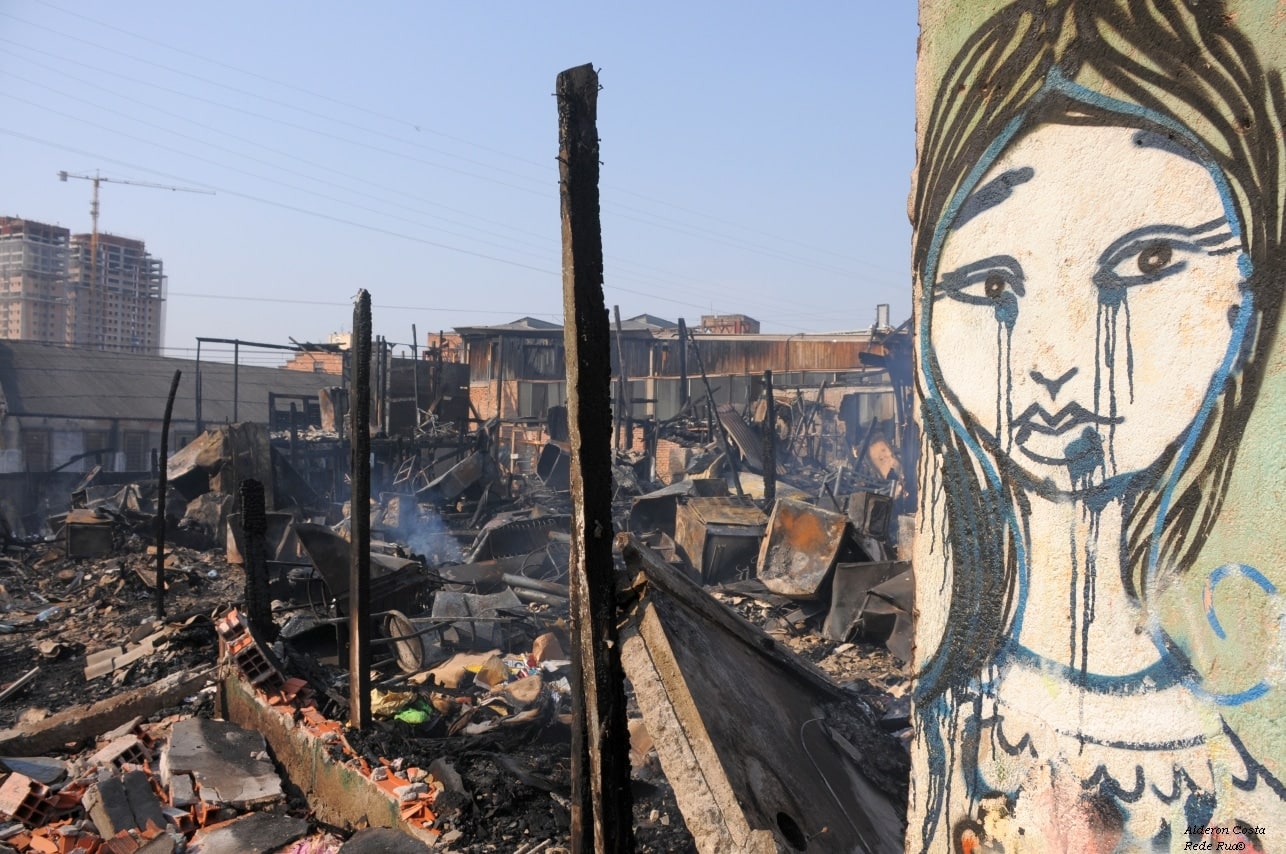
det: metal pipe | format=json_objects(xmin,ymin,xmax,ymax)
[{"xmin": 501, "ymin": 573, "xmax": 571, "ymax": 597}]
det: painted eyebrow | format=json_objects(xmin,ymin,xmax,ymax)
[{"xmin": 951, "ymin": 167, "xmax": 1035, "ymax": 230}]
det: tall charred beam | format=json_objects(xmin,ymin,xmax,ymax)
[
  {"xmin": 612, "ymin": 305, "xmax": 628, "ymax": 452},
  {"xmin": 154, "ymin": 369, "xmax": 181, "ymax": 620},
  {"xmin": 412, "ymin": 323, "xmax": 421, "ymax": 430},
  {"xmin": 239, "ymin": 478, "xmax": 276, "ymax": 642},
  {"xmin": 557, "ymin": 63, "xmax": 635, "ymax": 854},
  {"xmin": 762, "ymin": 369, "xmax": 776, "ymax": 503},
  {"xmin": 677, "ymin": 318, "xmax": 689, "ymax": 406},
  {"xmin": 348, "ymin": 290, "xmax": 373, "ymax": 729},
  {"xmin": 233, "ymin": 341, "xmax": 240, "ymax": 423}
]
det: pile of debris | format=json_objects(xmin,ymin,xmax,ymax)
[{"xmin": 0, "ymin": 413, "xmax": 915, "ymax": 852}]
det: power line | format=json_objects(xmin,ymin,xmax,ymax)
[
  {"xmin": 2, "ymin": 11, "xmax": 897, "ymax": 279},
  {"xmin": 0, "ymin": 37, "xmax": 554, "ymax": 198},
  {"xmin": 30, "ymin": 0, "xmax": 553, "ymax": 171},
  {"xmin": 0, "ymin": 49, "xmax": 858, "ymax": 318},
  {"xmin": 0, "ymin": 11, "xmax": 553, "ymax": 187}
]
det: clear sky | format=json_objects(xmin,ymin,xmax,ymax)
[{"xmin": 0, "ymin": 1, "xmax": 917, "ymax": 365}]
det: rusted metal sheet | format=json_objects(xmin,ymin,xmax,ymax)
[
  {"xmin": 715, "ymin": 404, "xmax": 763, "ymax": 473},
  {"xmin": 857, "ymin": 570, "xmax": 914, "ymax": 664},
  {"xmin": 757, "ymin": 498, "xmax": 851, "ymax": 600},
  {"xmin": 535, "ymin": 441, "xmax": 570, "ymax": 491},
  {"xmin": 847, "ymin": 490, "xmax": 893, "ymax": 539},
  {"xmin": 415, "ymin": 451, "xmax": 499, "ymax": 505},
  {"xmin": 65, "ymin": 508, "xmax": 113, "ymax": 558},
  {"xmin": 652, "ymin": 335, "xmax": 889, "ymax": 377},
  {"xmin": 618, "ymin": 536, "xmax": 908, "ymax": 853},
  {"xmin": 292, "ymin": 522, "xmax": 432, "ymax": 616},
  {"xmin": 627, "ymin": 479, "xmax": 728, "ymax": 537},
  {"xmin": 673, "ymin": 497, "xmax": 766, "ymax": 585},
  {"xmin": 466, "ymin": 512, "xmax": 570, "ymax": 562},
  {"xmin": 822, "ymin": 560, "xmax": 909, "ymax": 642}
]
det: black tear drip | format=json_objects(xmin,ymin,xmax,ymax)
[
  {"xmin": 1077, "ymin": 505, "xmax": 1102, "ymax": 755},
  {"xmin": 1068, "ymin": 522, "xmax": 1079, "ymax": 669}
]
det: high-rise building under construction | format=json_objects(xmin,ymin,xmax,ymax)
[
  {"xmin": 0, "ymin": 217, "xmax": 72, "ymax": 346},
  {"xmin": 0, "ymin": 217, "xmax": 165, "ymax": 354},
  {"xmin": 68, "ymin": 231, "xmax": 165, "ymax": 353}
]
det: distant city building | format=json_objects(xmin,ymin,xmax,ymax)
[
  {"xmin": 68, "ymin": 232, "xmax": 165, "ymax": 353},
  {"xmin": 0, "ymin": 217, "xmax": 72, "ymax": 345},
  {"xmin": 0, "ymin": 217, "xmax": 167, "ymax": 354},
  {"xmin": 699, "ymin": 313, "xmax": 760, "ymax": 335}
]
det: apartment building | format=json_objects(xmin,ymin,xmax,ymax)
[
  {"xmin": 0, "ymin": 217, "xmax": 72, "ymax": 345},
  {"xmin": 0, "ymin": 218, "xmax": 167, "ymax": 354},
  {"xmin": 68, "ymin": 232, "xmax": 165, "ymax": 353}
]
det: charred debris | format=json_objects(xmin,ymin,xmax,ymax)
[{"xmin": 0, "ymin": 318, "xmax": 915, "ymax": 853}]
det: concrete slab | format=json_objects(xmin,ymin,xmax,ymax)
[
  {"xmin": 160, "ymin": 718, "xmax": 283, "ymax": 809},
  {"xmin": 121, "ymin": 770, "xmax": 167, "ymax": 833},
  {"xmin": 337, "ymin": 827, "xmax": 433, "ymax": 853},
  {"xmin": 84, "ymin": 770, "xmax": 167, "ymax": 837},
  {"xmin": 186, "ymin": 811, "xmax": 308, "ymax": 854},
  {"xmin": 0, "ymin": 667, "xmax": 215, "ymax": 758},
  {"xmin": 83, "ymin": 777, "xmax": 134, "ymax": 837},
  {"xmin": 619, "ymin": 535, "xmax": 908, "ymax": 854},
  {"xmin": 0, "ymin": 757, "xmax": 66, "ymax": 786}
]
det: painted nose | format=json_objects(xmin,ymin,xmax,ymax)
[{"xmin": 1030, "ymin": 367, "xmax": 1078, "ymax": 400}]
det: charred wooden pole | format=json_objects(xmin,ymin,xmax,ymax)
[
  {"xmin": 612, "ymin": 305, "xmax": 629, "ymax": 452},
  {"xmin": 348, "ymin": 290, "xmax": 373, "ymax": 729},
  {"xmin": 289, "ymin": 403, "xmax": 299, "ymax": 471},
  {"xmin": 239, "ymin": 479, "xmax": 275, "ymax": 641},
  {"xmin": 676, "ymin": 317, "xmax": 689, "ymax": 406},
  {"xmin": 154, "ymin": 369, "xmax": 180, "ymax": 620},
  {"xmin": 411, "ymin": 324, "xmax": 421, "ymax": 431},
  {"xmin": 762, "ymin": 369, "xmax": 776, "ymax": 503},
  {"xmin": 687, "ymin": 325, "xmax": 745, "ymax": 498},
  {"xmin": 557, "ymin": 63, "xmax": 635, "ymax": 854},
  {"xmin": 382, "ymin": 337, "xmax": 392, "ymax": 437},
  {"xmin": 232, "ymin": 340, "xmax": 240, "ymax": 423},
  {"xmin": 194, "ymin": 340, "xmax": 203, "ymax": 434}
]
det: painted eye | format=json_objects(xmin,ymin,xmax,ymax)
[
  {"xmin": 984, "ymin": 274, "xmax": 1006, "ymax": 299},
  {"xmin": 1137, "ymin": 241, "xmax": 1173, "ymax": 275}
]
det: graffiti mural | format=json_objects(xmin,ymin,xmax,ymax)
[{"xmin": 910, "ymin": 0, "xmax": 1286, "ymax": 849}]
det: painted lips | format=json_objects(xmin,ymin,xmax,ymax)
[{"xmin": 1010, "ymin": 401, "xmax": 1122, "ymax": 446}]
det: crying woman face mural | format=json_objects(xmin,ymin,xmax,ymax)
[{"xmin": 911, "ymin": 0, "xmax": 1286, "ymax": 850}]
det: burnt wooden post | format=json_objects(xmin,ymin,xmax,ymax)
[
  {"xmin": 411, "ymin": 323, "xmax": 421, "ymax": 430},
  {"xmin": 557, "ymin": 63, "xmax": 635, "ymax": 854},
  {"xmin": 612, "ymin": 305, "xmax": 629, "ymax": 452},
  {"xmin": 763, "ymin": 369, "xmax": 776, "ymax": 503},
  {"xmin": 289, "ymin": 403, "xmax": 299, "ymax": 470},
  {"xmin": 348, "ymin": 290, "xmax": 373, "ymax": 729},
  {"xmin": 239, "ymin": 478, "xmax": 275, "ymax": 641},
  {"xmin": 232, "ymin": 340, "xmax": 240, "ymax": 423},
  {"xmin": 154, "ymin": 369, "xmax": 180, "ymax": 620},
  {"xmin": 677, "ymin": 317, "xmax": 689, "ymax": 406}
]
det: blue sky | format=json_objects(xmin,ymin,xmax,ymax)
[{"xmin": 0, "ymin": 1, "xmax": 917, "ymax": 364}]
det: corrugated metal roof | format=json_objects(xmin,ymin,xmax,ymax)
[{"xmin": 0, "ymin": 340, "xmax": 335, "ymax": 426}]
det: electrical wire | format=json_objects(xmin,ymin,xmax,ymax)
[
  {"xmin": 0, "ymin": 17, "xmax": 897, "ymax": 283},
  {"xmin": 26, "ymin": 0, "xmax": 899, "ymax": 281}
]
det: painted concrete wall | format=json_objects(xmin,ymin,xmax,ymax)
[{"xmin": 910, "ymin": 1, "xmax": 1286, "ymax": 850}]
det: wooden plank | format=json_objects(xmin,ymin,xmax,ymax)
[{"xmin": 0, "ymin": 667, "xmax": 215, "ymax": 757}]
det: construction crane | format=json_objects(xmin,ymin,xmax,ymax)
[{"xmin": 58, "ymin": 170, "xmax": 213, "ymax": 346}]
